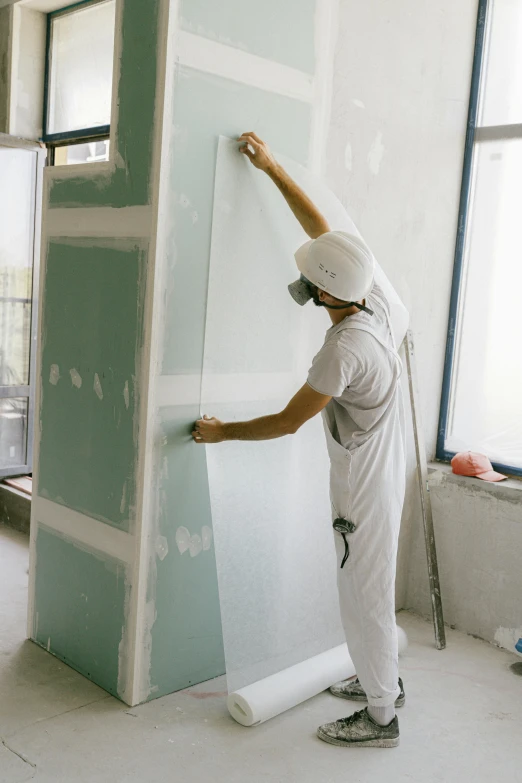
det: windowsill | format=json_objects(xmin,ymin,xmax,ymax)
[{"xmin": 428, "ymin": 461, "xmax": 522, "ymax": 502}]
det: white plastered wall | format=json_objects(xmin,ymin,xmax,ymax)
[
  {"xmin": 325, "ymin": 0, "xmax": 479, "ymax": 610},
  {"xmin": 9, "ymin": 3, "xmax": 46, "ymax": 138}
]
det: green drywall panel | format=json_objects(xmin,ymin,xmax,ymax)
[
  {"xmin": 162, "ymin": 66, "xmax": 312, "ymax": 374},
  {"xmin": 148, "ymin": 68, "xmax": 311, "ymax": 696},
  {"xmin": 148, "ymin": 405, "xmax": 225, "ymax": 698},
  {"xmin": 48, "ymin": 0, "xmax": 160, "ymax": 208},
  {"xmin": 33, "ymin": 526, "xmax": 127, "ymax": 698},
  {"xmin": 38, "ymin": 240, "xmax": 145, "ymax": 530},
  {"xmin": 180, "ymin": 0, "xmax": 316, "ymax": 75}
]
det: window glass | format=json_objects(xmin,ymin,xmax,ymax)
[
  {"xmin": 0, "ymin": 147, "xmax": 35, "ymax": 387},
  {"xmin": 446, "ymin": 138, "xmax": 522, "ymax": 467},
  {"xmin": 53, "ymin": 139, "xmax": 110, "ymax": 166},
  {"xmin": 479, "ymin": 0, "xmax": 522, "ymax": 126},
  {"xmin": 47, "ymin": 0, "xmax": 116, "ymax": 135}
]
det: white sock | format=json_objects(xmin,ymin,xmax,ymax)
[{"xmin": 368, "ymin": 704, "xmax": 395, "ymax": 726}]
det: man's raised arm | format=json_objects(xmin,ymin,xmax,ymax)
[{"xmin": 238, "ymin": 131, "xmax": 330, "ymax": 240}]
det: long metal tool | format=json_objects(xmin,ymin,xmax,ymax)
[{"xmin": 403, "ymin": 329, "xmax": 446, "ymax": 650}]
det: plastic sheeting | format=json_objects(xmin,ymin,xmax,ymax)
[{"xmin": 202, "ymin": 137, "xmax": 408, "ymax": 693}]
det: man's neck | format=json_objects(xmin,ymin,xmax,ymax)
[{"xmin": 327, "ymin": 301, "xmax": 365, "ymax": 326}]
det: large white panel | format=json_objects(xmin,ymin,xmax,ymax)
[{"xmin": 203, "ymin": 137, "xmax": 408, "ymax": 692}]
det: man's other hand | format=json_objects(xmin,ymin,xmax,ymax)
[{"xmin": 192, "ymin": 415, "xmax": 225, "ymax": 444}]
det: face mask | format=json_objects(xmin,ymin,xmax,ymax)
[{"xmin": 307, "ymin": 280, "xmax": 374, "ymax": 316}]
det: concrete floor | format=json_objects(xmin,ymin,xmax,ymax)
[{"xmin": 1, "ymin": 524, "xmax": 521, "ymax": 783}]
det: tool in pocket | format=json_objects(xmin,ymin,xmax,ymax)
[{"xmin": 333, "ymin": 518, "xmax": 357, "ymax": 568}]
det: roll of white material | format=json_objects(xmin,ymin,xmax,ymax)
[{"xmin": 227, "ymin": 644, "xmax": 355, "ymax": 727}]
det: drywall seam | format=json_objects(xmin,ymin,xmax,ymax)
[
  {"xmin": 125, "ymin": 0, "xmax": 176, "ymax": 707},
  {"xmin": 27, "ymin": 149, "xmax": 47, "ymax": 638},
  {"xmin": 8, "ymin": 3, "xmax": 20, "ymax": 134},
  {"xmin": 157, "ymin": 372, "xmax": 298, "ymax": 407},
  {"xmin": 46, "ymin": 206, "xmax": 153, "ymax": 237},
  {"xmin": 1, "ymin": 5, "xmax": 13, "ymax": 133},
  {"xmin": 32, "ymin": 497, "xmax": 135, "ymax": 563},
  {"xmin": 309, "ymin": 0, "xmax": 339, "ymax": 174},
  {"xmin": 107, "ymin": 0, "xmax": 124, "ymax": 162},
  {"xmin": 176, "ymin": 30, "xmax": 314, "ymax": 104},
  {"xmin": 44, "ymin": 161, "xmax": 114, "ymax": 184}
]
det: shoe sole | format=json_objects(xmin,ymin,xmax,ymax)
[
  {"xmin": 329, "ymin": 690, "xmax": 405, "ymax": 708},
  {"xmin": 317, "ymin": 728, "xmax": 400, "ymax": 748}
]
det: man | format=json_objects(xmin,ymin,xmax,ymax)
[{"xmin": 192, "ymin": 131, "xmax": 406, "ymax": 749}]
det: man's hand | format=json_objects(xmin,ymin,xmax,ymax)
[
  {"xmin": 238, "ymin": 132, "xmax": 278, "ymax": 174},
  {"xmin": 238, "ymin": 131, "xmax": 330, "ymax": 239},
  {"xmin": 192, "ymin": 415, "xmax": 225, "ymax": 444}
]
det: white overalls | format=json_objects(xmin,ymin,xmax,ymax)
[{"xmin": 322, "ymin": 292, "xmax": 405, "ymax": 708}]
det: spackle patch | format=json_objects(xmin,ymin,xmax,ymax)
[
  {"xmin": 123, "ymin": 380, "xmax": 130, "ymax": 409},
  {"xmin": 202, "ymin": 526, "xmax": 213, "ymax": 551},
  {"xmin": 179, "ymin": 193, "xmax": 190, "ymax": 208},
  {"xmin": 49, "ymin": 364, "xmax": 60, "ymax": 385},
  {"xmin": 70, "ymin": 368, "xmax": 82, "ymax": 388},
  {"xmin": 495, "ymin": 626, "xmax": 522, "ymax": 655},
  {"xmin": 175, "ymin": 526, "xmax": 190, "ymax": 555},
  {"xmin": 93, "ymin": 373, "xmax": 104, "ymax": 400},
  {"xmin": 189, "ymin": 534, "xmax": 202, "ymax": 558},
  {"xmin": 156, "ymin": 535, "xmax": 169, "ymax": 561},
  {"xmin": 352, "ymin": 98, "xmax": 365, "ymax": 109},
  {"xmin": 191, "ymin": 211, "xmax": 199, "ymax": 224},
  {"xmin": 344, "ymin": 142, "xmax": 353, "ymax": 171},
  {"xmin": 368, "ymin": 131, "xmax": 384, "ymax": 175},
  {"xmin": 120, "ymin": 482, "xmax": 127, "ymax": 514}
]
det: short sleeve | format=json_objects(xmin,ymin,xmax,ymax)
[{"xmin": 307, "ymin": 342, "xmax": 360, "ymax": 398}]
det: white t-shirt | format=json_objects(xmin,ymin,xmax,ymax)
[{"xmin": 307, "ymin": 284, "xmax": 397, "ymax": 450}]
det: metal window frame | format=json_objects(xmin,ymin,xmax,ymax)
[
  {"xmin": 0, "ymin": 133, "xmax": 45, "ymax": 479},
  {"xmin": 42, "ymin": 0, "xmax": 113, "ymax": 146},
  {"xmin": 436, "ymin": 0, "xmax": 522, "ymax": 478}
]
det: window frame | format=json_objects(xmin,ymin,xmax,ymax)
[
  {"xmin": 0, "ymin": 133, "xmax": 45, "ymax": 479},
  {"xmin": 436, "ymin": 0, "xmax": 522, "ymax": 478},
  {"xmin": 42, "ymin": 0, "xmax": 113, "ymax": 147}
]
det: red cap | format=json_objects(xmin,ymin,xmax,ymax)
[{"xmin": 451, "ymin": 452, "xmax": 507, "ymax": 482}]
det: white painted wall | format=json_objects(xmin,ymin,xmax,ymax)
[
  {"xmin": 326, "ymin": 0, "xmax": 478, "ymax": 460},
  {"xmin": 9, "ymin": 4, "xmax": 45, "ymax": 139},
  {"xmin": 326, "ymin": 0, "xmax": 479, "ymax": 610},
  {"xmin": 326, "ymin": 0, "xmax": 522, "ymax": 658}
]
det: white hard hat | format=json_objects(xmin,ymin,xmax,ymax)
[{"xmin": 288, "ymin": 231, "xmax": 375, "ymax": 306}]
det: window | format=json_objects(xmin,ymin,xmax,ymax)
[
  {"xmin": 438, "ymin": 0, "xmax": 522, "ymax": 475},
  {"xmin": 43, "ymin": 0, "xmax": 116, "ymax": 161},
  {"xmin": 0, "ymin": 139, "xmax": 44, "ymax": 478}
]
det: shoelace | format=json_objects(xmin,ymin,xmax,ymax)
[{"xmin": 338, "ymin": 709, "xmax": 366, "ymax": 728}]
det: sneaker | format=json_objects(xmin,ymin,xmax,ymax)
[
  {"xmin": 330, "ymin": 677, "xmax": 405, "ymax": 707},
  {"xmin": 317, "ymin": 707, "xmax": 399, "ymax": 748}
]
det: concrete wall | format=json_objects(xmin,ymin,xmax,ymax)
[
  {"xmin": 326, "ymin": 0, "xmax": 522, "ymax": 657},
  {"xmin": 408, "ymin": 467, "xmax": 522, "ymax": 653}
]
